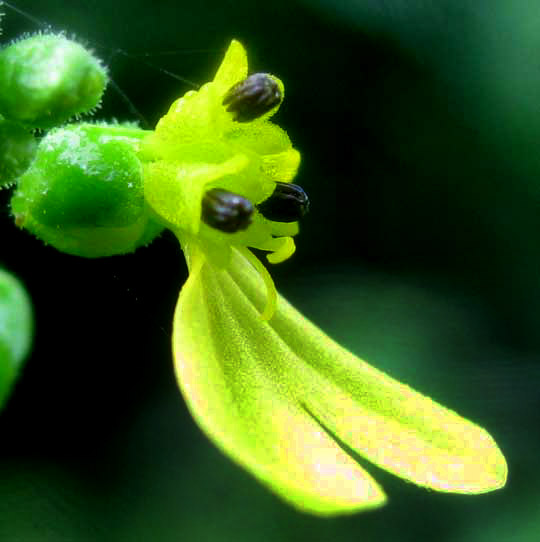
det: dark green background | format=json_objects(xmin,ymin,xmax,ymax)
[{"xmin": 1, "ymin": 1, "xmax": 538, "ymax": 540}]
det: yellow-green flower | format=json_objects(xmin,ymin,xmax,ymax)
[
  {"xmin": 140, "ymin": 40, "xmax": 508, "ymax": 515},
  {"xmin": 140, "ymin": 40, "xmax": 302, "ymax": 320}
]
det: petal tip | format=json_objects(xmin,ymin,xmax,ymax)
[
  {"xmin": 418, "ymin": 429, "xmax": 508, "ymax": 495},
  {"xmin": 290, "ymin": 489, "xmax": 388, "ymax": 517}
]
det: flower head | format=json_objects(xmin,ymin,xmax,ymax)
[
  {"xmin": 140, "ymin": 40, "xmax": 302, "ymax": 319},
  {"xmin": 140, "ymin": 41, "xmax": 508, "ymax": 515}
]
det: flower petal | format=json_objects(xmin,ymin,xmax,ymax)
[
  {"xmin": 227, "ymin": 122, "xmax": 293, "ymax": 155},
  {"xmin": 173, "ymin": 244, "xmax": 386, "ymax": 515},
  {"xmin": 227, "ymin": 122, "xmax": 301, "ymax": 181},
  {"xmin": 173, "ymin": 246, "xmax": 507, "ymax": 514},
  {"xmin": 213, "ymin": 40, "xmax": 248, "ymax": 94}
]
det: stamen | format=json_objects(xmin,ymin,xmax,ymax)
[
  {"xmin": 223, "ymin": 73, "xmax": 282, "ymax": 122},
  {"xmin": 239, "ymin": 246, "xmax": 278, "ymax": 321},
  {"xmin": 266, "ymin": 237, "xmax": 295, "ymax": 264},
  {"xmin": 257, "ymin": 182, "xmax": 309, "ymax": 223},
  {"xmin": 201, "ymin": 188, "xmax": 254, "ymax": 233}
]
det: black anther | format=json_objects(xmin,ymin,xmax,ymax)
[
  {"xmin": 257, "ymin": 182, "xmax": 309, "ymax": 223},
  {"xmin": 222, "ymin": 73, "xmax": 282, "ymax": 122},
  {"xmin": 201, "ymin": 188, "xmax": 254, "ymax": 233}
]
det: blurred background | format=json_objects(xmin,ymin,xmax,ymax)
[{"xmin": 1, "ymin": 0, "xmax": 539, "ymax": 540}]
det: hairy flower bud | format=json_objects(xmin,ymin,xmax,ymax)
[
  {"xmin": 0, "ymin": 268, "xmax": 33, "ymax": 409},
  {"xmin": 11, "ymin": 123, "xmax": 163, "ymax": 258},
  {"xmin": 0, "ymin": 34, "xmax": 107, "ymax": 128}
]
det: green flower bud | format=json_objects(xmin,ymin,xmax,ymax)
[
  {"xmin": 0, "ymin": 117, "xmax": 37, "ymax": 188},
  {"xmin": 0, "ymin": 269, "xmax": 33, "ymax": 410},
  {"xmin": 11, "ymin": 123, "xmax": 164, "ymax": 258},
  {"xmin": 0, "ymin": 33, "xmax": 107, "ymax": 128}
]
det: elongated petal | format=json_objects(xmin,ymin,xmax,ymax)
[
  {"xmin": 173, "ymin": 247, "xmax": 507, "ymax": 514},
  {"xmin": 173, "ymin": 245, "xmax": 386, "ymax": 515}
]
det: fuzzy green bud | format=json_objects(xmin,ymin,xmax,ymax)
[
  {"xmin": 11, "ymin": 123, "xmax": 164, "ymax": 258},
  {"xmin": 0, "ymin": 33, "xmax": 107, "ymax": 128},
  {"xmin": 0, "ymin": 268, "xmax": 33, "ymax": 409}
]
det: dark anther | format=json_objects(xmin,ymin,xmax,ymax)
[
  {"xmin": 257, "ymin": 182, "xmax": 310, "ymax": 223},
  {"xmin": 201, "ymin": 188, "xmax": 254, "ymax": 233},
  {"xmin": 222, "ymin": 73, "xmax": 282, "ymax": 122}
]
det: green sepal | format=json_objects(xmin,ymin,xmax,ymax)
[
  {"xmin": 11, "ymin": 123, "xmax": 164, "ymax": 258},
  {"xmin": 0, "ymin": 269, "xmax": 33, "ymax": 410},
  {"xmin": 172, "ymin": 245, "xmax": 507, "ymax": 515},
  {"xmin": 0, "ymin": 33, "xmax": 107, "ymax": 128}
]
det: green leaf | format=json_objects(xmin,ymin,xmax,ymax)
[{"xmin": 172, "ymin": 245, "xmax": 507, "ymax": 515}]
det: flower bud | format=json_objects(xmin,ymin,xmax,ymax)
[
  {"xmin": 0, "ymin": 34, "xmax": 107, "ymax": 128},
  {"xmin": 222, "ymin": 73, "xmax": 282, "ymax": 122},
  {"xmin": 257, "ymin": 182, "xmax": 309, "ymax": 222},
  {"xmin": 11, "ymin": 123, "xmax": 164, "ymax": 258},
  {"xmin": 201, "ymin": 188, "xmax": 254, "ymax": 233},
  {"xmin": 0, "ymin": 269, "xmax": 33, "ymax": 409}
]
